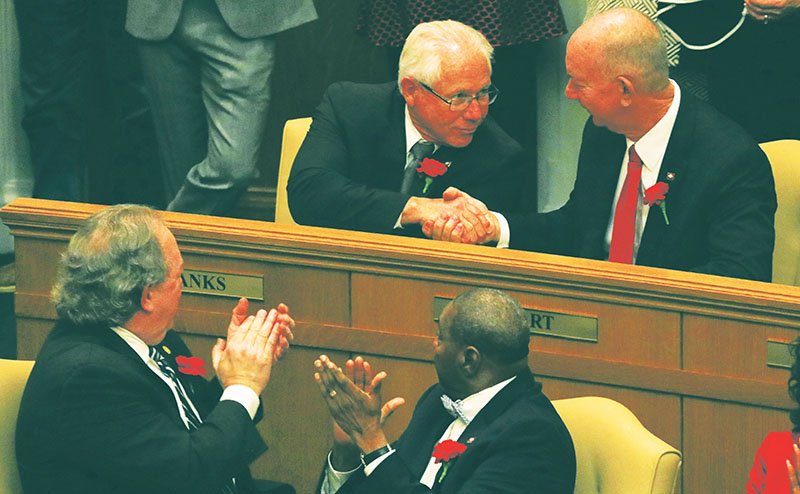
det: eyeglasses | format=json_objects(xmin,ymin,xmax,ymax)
[{"xmin": 418, "ymin": 81, "xmax": 499, "ymax": 112}]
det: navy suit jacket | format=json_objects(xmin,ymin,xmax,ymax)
[
  {"xmin": 16, "ymin": 321, "xmax": 267, "ymax": 494},
  {"xmin": 329, "ymin": 370, "xmax": 575, "ymax": 494},
  {"xmin": 288, "ymin": 81, "xmax": 533, "ymax": 237},
  {"xmin": 508, "ymin": 92, "xmax": 776, "ymax": 282}
]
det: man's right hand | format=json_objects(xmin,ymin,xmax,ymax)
[
  {"xmin": 212, "ymin": 298, "xmax": 294, "ymax": 395},
  {"xmin": 401, "ymin": 187, "xmax": 494, "ymax": 243},
  {"xmin": 420, "ymin": 188, "xmax": 501, "ymax": 244}
]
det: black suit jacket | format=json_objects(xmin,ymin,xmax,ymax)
[
  {"xmin": 288, "ymin": 81, "xmax": 532, "ymax": 236},
  {"xmin": 329, "ymin": 370, "xmax": 575, "ymax": 494},
  {"xmin": 508, "ymin": 92, "xmax": 776, "ymax": 282},
  {"xmin": 16, "ymin": 321, "xmax": 267, "ymax": 494}
]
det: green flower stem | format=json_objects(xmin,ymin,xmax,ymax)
[
  {"xmin": 660, "ymin": 201, "xmax": 669, "ymax": 226},
  {"xmin": 438, "ymin": 463, "xmax": 451, "ymax": 483},
  {"xmin": 422, "ymin": 177, "xmax": 434, "ymax": 195}
]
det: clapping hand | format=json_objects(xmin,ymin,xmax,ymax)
[
  {"xmin": 211, "ymin": 298, "xmax": 294, "ymax": 394},
  {"xmin": 314, "ymin": 355, "xmax": 405, "ymax": 469}
]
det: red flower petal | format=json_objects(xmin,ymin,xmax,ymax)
[
  {"xmin": 417, "ymin": 158, "xmax": 449, "ymax": 178},
  {"xmin": 432, "ymin": 439, "xmax": 467, "ymax": 463},
  {"xmin": 176, "ymin": 355, "xmax": 206, "ymax": 376}
]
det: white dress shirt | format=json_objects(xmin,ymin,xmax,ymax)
[
  {"xmin": 603, "ymin": 80, "xmax": 682, "ymax": 262},
  {"xmin": 321, "ymin": 376, "xmax": 516, "ymax": 493},
  {"xmin": 111, "ymin": 326, "xmax": 260, "ymax": 422}
]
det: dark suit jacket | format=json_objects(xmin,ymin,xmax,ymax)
[
  {"xmin": 288, "ymin": 81, "xmax": 532, "ymax": 237},
  {"xmin": 16, "ymin": 321, "xmax": 267, "ymax": 494},
  {"xmin": 508, "ymin": 92, "xmax": 776, "ymax": 282},
  {"xmin": 329, "ymin": 370, "xmax": 575, "ymax": 494}
]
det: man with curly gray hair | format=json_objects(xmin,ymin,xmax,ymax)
[{"xmin": 16, "ymin": 204, "xmax": 295, "ymax": 494}]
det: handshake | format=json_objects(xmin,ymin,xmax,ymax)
[{"xmin": 401, "ymin": 187, "xmax": 501, "ymax": 245}]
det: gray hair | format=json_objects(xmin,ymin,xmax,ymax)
[
  {"xmin": 52, "ymin": 205, "xmax": 168, "ymax": 327},
  {"xmin": 585, "ymin": 8, "xmax": 669, "ymax": 92},
  {"xmin": 446, "ymin": 288, "xmax": 530, "ymax": 363},
  {"xmin": 398, "ymin": 20, "xmax": 493, "ymax": 89}
]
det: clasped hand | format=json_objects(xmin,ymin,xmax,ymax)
[
  {"xmin": 212, "ymin": 297, "xmax": 294, "ymax": 395},
  {"xmin": 421, "ymin": 187, "xmax": 500, "ymax": 244}
]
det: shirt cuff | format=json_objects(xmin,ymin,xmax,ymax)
[
  {"xmin": 363, "ymin": 448, "xmax": 395, "ymax": 476},
  {"xmin": 493, "ymin": 211, "xmax": 510, "ymax": 248},
  {"xmin": 322, "ymin": 450, "xmax": 361, "ymax": 494},
  {"xmin": 220, "ymin": 384, "xmax": 260, "ymax": 420}
]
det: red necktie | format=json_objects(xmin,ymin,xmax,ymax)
[{"xmin": 608, "ymin": 145, "xmax": 643, "ymax": 264}]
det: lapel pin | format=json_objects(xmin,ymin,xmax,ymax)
[
  {"xmin": 665, "ymin": 171, "xmax": 677, "ymax": 182},
  {"xmin": 161, "ymin": 345, "xmax": 171, "ymax": 355},
  {"xmin": 466, "ymin": 437, "xmax": 475, "ymax": 444}
]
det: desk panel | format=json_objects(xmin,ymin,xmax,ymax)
[{"xmin": 4, "ymin": 198, "xmax": 800, "ymax": 494}]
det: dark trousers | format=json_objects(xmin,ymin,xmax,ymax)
[{"xmin": 14, "ymin": 0, "xmax": 161, "ymax": 204}]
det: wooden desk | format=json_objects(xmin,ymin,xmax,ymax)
[{"xmin": 3, "ymin": 198, "xmax": 800, "ymax": 493}]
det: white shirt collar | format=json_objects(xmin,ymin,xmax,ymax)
[
  {"xmin": 457, "ymin": 375, "xmax": 516, "ymax": 423},
  {"xmin": 626, "ymin": 79, "xmax": 681, "ymax": 183},
  {"xmin": 111, "ymin": 326, "xmax": 151, "ymax": 363},
  {"xmin": 404, "ymin": 106, "xmax": 439, "ymax": 154}
]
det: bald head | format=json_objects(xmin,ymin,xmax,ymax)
[{"xmin": 570, "ymin": 8, "xmax": 669, "ymax": 93}]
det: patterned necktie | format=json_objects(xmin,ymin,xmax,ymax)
[
  {"xmin": 440, "ymin": 394, "xmax": 470, "ymax": 424},
  {"xmin": 150, "ymin": 347, "xmax": 237, "ymax": 494},
  {"xmin": 608, "ymin": 145, "xmax": 643, "ymax": 264},
  {"xmin": 400, "ymin": 140, "xmax": 435, "ymax": 194}
]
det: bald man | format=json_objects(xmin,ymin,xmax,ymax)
[{"xmin": 429, "ymin": 8, "xmax": 776, "ymax": 282}]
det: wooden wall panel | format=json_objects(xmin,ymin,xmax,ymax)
[
  {"xmin": 684, "ymin": 398, "xmax": 788, "ymax": 494},
  {"xmin": 353, "ymin": 274, "xmax": 681, "ymax": 367},
  {"xmin": 684, "ymin": 315, "xmax": 797, "ymax": 382},
  {"xmin": 6, "ymin": 199, "xmax": 800, "ymax": 493}
]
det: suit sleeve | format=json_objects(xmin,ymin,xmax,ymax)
[
  {"xmin": 687, "ymin": 146, "xmax": 776, "ymax": 281},
  {"xmin": 50, "ymin": 362, "xmax": 264, "ymax": 494},
  {"xmin": 287, "ymin": 84, "xmax": 412, "ymax": 234}
]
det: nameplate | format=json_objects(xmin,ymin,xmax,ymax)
[
  {"xmin": 433, "ymin": 297, "xmax": 598, "ymax": 343},
  {"xmin": 181, "ymin": 270, "xmax": 263, "ymax": 301},
  {"xmin": 766, "ymin": 340, "xmax": 794, "ymax": 369}
]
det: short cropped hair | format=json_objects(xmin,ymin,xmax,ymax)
[
  {"xmin": 446, "ymin": 288, "xmax": 530, "ymax": 363},
  {"xmin": 588, "ymin": 8, "xmax": 670, "ymax": 92},
  {"xmin": 52, "ymin": 205, "xmax": 168, "ymax": 327},
  {"xmin": 398, "ymin": 20, "xmax": 493, "ymax": 89}
]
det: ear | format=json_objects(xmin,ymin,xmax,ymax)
[
  {"xmin": 461, "ymin": 346, "xmax": 481, "ymax": 377},
  {"xmin": 400, "ymin": 76, "xmax": 419, "ymax": 106},
  {"xmin": 618, "ymin": 76, "xmax": 635, "ymax": 107},
  {"xmin": 140, "ymin": 285, "xmax": 155, "ymax": 313}
]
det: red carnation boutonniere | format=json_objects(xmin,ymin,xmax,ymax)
[
  {"xmin": 432, "ymin": 439, "xmax": 467, "ymax": 483},
  {"xmin": 416, "ymin": 158, "xmax": 452, "ymax": 194},
  {"xmin": 175, "ymin": 355, "xmax": 206, "ymax": 376},
  {"xmin": 643, "ymin": 181, "xmax": 670, "ymax": 225}
]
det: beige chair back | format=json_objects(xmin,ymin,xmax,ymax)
[
  {"xmin": 275, "ymin": 117, "xmax": 313, "ymax": 225},
  {"xmin": 552, "ymin": 396, "xmax": 682, "ymax": 494},
  {"xmin": 0, "ymin": 359, "xmax": 35, "ymax": 494},
  {"xmin": 760, "ymin": 140, "xmax": 800, "ymax": 285}
]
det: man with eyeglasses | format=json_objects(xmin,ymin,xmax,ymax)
[{"xmin": 287, "ymin": 20, "xmax": 531, "ymax": 245}]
